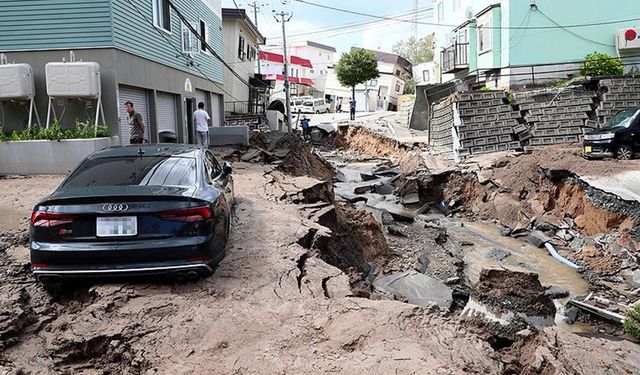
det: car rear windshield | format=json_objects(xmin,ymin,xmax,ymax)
[
  {"xmin": 62, "ymin": 156, "xmax": 197, "ymax": 188},
  {"xmin": 303, "ymin": 101, "xmax": 314, "ymax": 106},
  {"xmin": 603, "ymin": 109, "xmax": 640, "ymax": 129}
]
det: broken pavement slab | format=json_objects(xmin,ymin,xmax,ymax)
[{"xmin": 373, "ymin": 270, "xmax": 453, "ymax": 309}]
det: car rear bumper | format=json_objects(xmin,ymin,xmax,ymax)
[{"xmin": 30, "ymin": 235, "xmax": 225, "ymax": 278}]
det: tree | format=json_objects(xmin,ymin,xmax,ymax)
[
  {"xmin": 392, "ymin": 34, "xmax": 435, "ymax": 65},
  {"xmin": 402, "ymin": 74, "xmax": 416, "ymax": 95},
  {"xmin": 581, "ymin": 52, "xmax": 624, "ymax": 77},
  {"xmin": 335, "ymin": 49, "xmax": 380, "ymax": 119}
]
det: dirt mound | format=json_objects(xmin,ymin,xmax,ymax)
[
  {"xmin": 473, "ymin": 269, "xmax": 556, "ymax": 318},
  {"xmin": 249, "ymin": 131, "xmax": 335, "ymax": 181},
  {"xmin": 331, "ymin": 126, "xmax": 408, "ymax": 160}
]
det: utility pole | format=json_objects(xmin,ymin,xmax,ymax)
[
  {"xmin": 245, "ymin": 1, "xmax": 268, "ymax": 26},
  {"xmin": 273, "ymin": 10, "xmax": 293, "ymax": 133}
]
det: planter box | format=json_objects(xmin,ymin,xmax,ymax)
[{"xmin": 0, "ymin": 137, "xmax": 112, "ymax": 175}]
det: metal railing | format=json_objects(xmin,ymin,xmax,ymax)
[{"xmin": 441, "ymin": 42, "xmax": 469, "ymax": 73}]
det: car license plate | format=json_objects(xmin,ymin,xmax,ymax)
[
  {"xmin": 96, "ymin": 216, "xmax": 137, "ymax": 237},
  {"xmin": 584, "ymin": 146, "xmax": 592, "ymax": 153}
]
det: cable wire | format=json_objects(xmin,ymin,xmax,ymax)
[{"xmin": 536, "ymin": 8, "xmax": 614, "ymax": 47}]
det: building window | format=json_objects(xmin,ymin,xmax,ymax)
[
  {"xmin": 153, "ymin": 0, "xmax": 171, "ymax": 32},
  {"xmin": 296, "ymin": 69, "xmax": 299, "ymax": 77},
  {"xmin": 199, "ymin": 20, "xmax": 210, "ymax": 53},
  {"xmin": 478, "ymin": 20, "xmax": 492, "ymax": 54},
  {"xmin": 437, "ymin": 2, "xmax": 444, "ymax": 24},
  {"xmin": 238, "ymin": 35, "xmax": 246, "ymax": 60},
  {"xmin": 368, "ymin": 79, "xmax": 378, "ymax": 87},
  {"xmin": 247, "ymin": 46, "xmax": 256, "ymax": 61},
  {"xmin": 395, "ymin": 83, "xmax": 401, "ymax": 92},
  {"xmin": 310, "ymin": 69, "xmax": 314, "ymax": 74},
  {"xmin": 423, "ymin": 70, "xmax": 430, "ymax": 82},
  {"xmin": 181, "ymin": 22, "xmax": 199, "ymax": 56},
  {"xmin": 458, "ymin": 28, "xmax": 468, "ymax": 44},
  {"xmin": 395, "ymin": 69, "xmax": 401, "ymax": 76}
]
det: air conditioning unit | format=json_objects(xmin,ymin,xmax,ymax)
[{"xmin": 616, "ymin": 28, "xmax": 640, "ymax": 50}]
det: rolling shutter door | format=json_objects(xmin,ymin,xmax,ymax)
[
  {"xmin": 211, "ymin": 93, "xmax": 223, "ymax": 127},
  {"xmin": 156, "ymin": 92, "xmax": 177, "ymax": 134},
  {"xmin": 118, "ymin": 86, "xmax": 149, "ymax": 145}
]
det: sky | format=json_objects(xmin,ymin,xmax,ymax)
[{"xmin": 221, "ymin": 0, "xmax": 436, "ymax": 60}]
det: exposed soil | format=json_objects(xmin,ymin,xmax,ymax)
[{"xmin": 2, "ymin": 129, "xmax": 640, "ymax": 373}]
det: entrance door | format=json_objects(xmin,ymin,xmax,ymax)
[
  {"xmin": 186, "ymin": 98, "xmax": 195, "ymax": 144},
  {"xmin": 118, "ymin": 86, "xmax": 149, "ymax": 145}
]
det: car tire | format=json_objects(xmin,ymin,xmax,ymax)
[
  {"xmin": 315, "ymin": 110, "xmax": 320, "ymax": 114},
  {"xmin": 616, "ymin": 145, "xmax": 634, "ymax": 160}
]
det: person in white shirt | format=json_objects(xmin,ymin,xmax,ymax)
[{"xmin": 194, "ymin": 102, "xmax": 211, "ymax": 148}]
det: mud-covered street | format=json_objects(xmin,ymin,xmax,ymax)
[{"xmin": 2, "ymin": 128, "xmax": 640, "ymax": 374}]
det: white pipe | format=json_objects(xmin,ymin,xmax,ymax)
[{"xmin": 544, "ymin": 242, "xmax": 579, "ymax": 269}]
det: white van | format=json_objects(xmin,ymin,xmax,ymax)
[
  {"xmin": 301, "ymin": 98, "xmax": 329, "ymax": 114},
  {"xmin": 290, "ymin": 98, "xmax": 304, "ymax": 113}
]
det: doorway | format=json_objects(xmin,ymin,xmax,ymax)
[{"xmin": 186, "ymin": 98, "xmax": 195, "ymax": 144}]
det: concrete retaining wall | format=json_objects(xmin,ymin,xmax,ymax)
[
  {"xmin": 0, "ymin": 137, "xmax": 112, "ymax": 175},
  {"xmin": 209, "ymin": 126, "xmax": 249, "ymax": 146}
]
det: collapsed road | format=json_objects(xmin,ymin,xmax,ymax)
[{"xmin": 1, "ymin": 127, "xmax": 640, "ymax": 374}]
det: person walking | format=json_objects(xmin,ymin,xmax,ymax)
[
  {"xmin": 301, "ymin": 116, "xmax": 311, "ymax": 141},
  {"xmin": 125, "ymin": 101, "xmax": 145, "ymax": 144},
  {"xmin": 194, "ymin": 102, "xmax": 211, "ymax": 149}
]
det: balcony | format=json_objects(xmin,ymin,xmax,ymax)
[{"xmin": 441, "ymin": 43, "xmax": 469, "ymax": 74}]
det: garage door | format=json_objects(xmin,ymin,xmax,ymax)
[
  {"xmin": 195, "ymin": 89, "xmax": 210, "ymax": 113},
  {"xmin": 118, "ymin": 86, "xmax": 149, "ymax": 145},
  {"xmin": 211, "ymin": 93, "xmax": 223, "ymax": 127},
  {"xmin": 156, "ymin": 92, "xmax": 178, "ymax": 135}
]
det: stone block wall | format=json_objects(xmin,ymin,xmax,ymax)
[{"xmin": 597, "ymin": 78, "xmax": 640, "ymax": 124}]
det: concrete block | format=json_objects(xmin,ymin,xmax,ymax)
[
  {"xmin": 532, "ymin": 130, "xmax": 545, "ymax": 137},
  {"xmin": 553, "ymin": 136, "xmax": 566, "ymax": 144},
  {"xmin": 501, "ymin": 127, "xmax": 514, "ymax": 135},
  {"xmin": 513, "ymin": 124, "xmax": 528, "ymax": 134},
  {"xmin": 474, "ymin": 138, "xmax": 488, "ymax": 146},
  {"xmin": 485, "ymin": 114, "xmax": 498, "ymax": 121},
  {"xmin": 544, "ymin": 128, "xmax": 559, "ymax": 136},
  {"xmin": 0, "ymin": 137, "xmax": 112, "ymax": 175},
  {"xmin": 471, "ymin": 146, "xmax": 484, "ymax": 154},
  {"xmin": 565, "ymin": 135, "xmax": 580, "ymax": 143},
  {"xmin": 483, "ymin": 144, "xmax": 498, "ymax": 153},
  {"xmin": 477, "ymin": 129, "xmax": 490, "ymax": 137},
  {"xmin": 508, "ymin": 141, "xmax": 521, "ymax": 149},
  {"xmin": 499, "ymin": 134, "xmax": 512, "ymax": 142},
  {"xmin": 530, "ymin": 137, "xmax": 543, "ymax": 146},
  {"xmin": 486, "ymin": 136, "xmax": 499, "ymax": 144},
  {"xmin": 542, "ymin": 137, "xmax": 554, "ymax": 145},
  {"xmin": 497, "ymin": 143, "xmax": 509, "ymax": 152},
  {"xmin": 210, "ymin": 126, "xmax": 249, "ymax": 146}
]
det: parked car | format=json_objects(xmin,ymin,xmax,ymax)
[
  {"xmin": 30, "ymin": 145, "xmax": 233, "ymax": 286},
  {"xmin": 301, "ymin": 98, "xmax": 329, "ymax": 114},
  {"xmin": 290, "ymin": 98, "xmax": 304, "ymax": 113},
  {"xmin": 583, "ymin": 108, "xmax": 640, "ymax": 160}
]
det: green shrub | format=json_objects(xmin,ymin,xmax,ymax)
[
  {"xmin": 0, "ymin": 120, "xmax": 110, "ymax": 142},
  {"xmin": 580, "ymin": 52, "xmax": 624, "ymax": 77},
  {"xmin": 625, "ymin": 304, "xmax": 640, "ymax": 339}
]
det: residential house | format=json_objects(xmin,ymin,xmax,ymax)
[
  {"xmin": 221, "ymin": 8, "xmax": 266, "ymax": 115},
  {"xmin": 325, "ymin": 47, "xmax": 412, "ymax": 112},
  {"xmin": 258, "ymin": 51, "xmax": 315, "ymax": 111},
  {"xmin": 435, "ymin": 0, "xmax": 640, "ymax": 89},
  {"xmin": 413, "ymin": 62, "xmax": 437, "ymax": 86},
  {"xmin": 263, "ymin": 41, "xmax": 337, "ymax": 95},
  {"xmin": 0, "ymin": 0, "xmax": 225, "ymax": 144}
]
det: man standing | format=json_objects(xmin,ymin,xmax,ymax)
[
  {"xmin": 194, "ymin": 101, "xmax": 211, "ymax": 148},
  {"xmin": 125, "ymin": 101, "xmax": 145, "ymax": 144},
  {"xmin": 349, "ymin": 99, "xmax": 356, "ymax": 121}
]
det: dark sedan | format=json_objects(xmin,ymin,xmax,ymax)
[
  {"xmin": 583, "ymin": 108, "xmax": 640, "ymax": 160},
  {"xmin": 30, "ymin": 145, "xmax": 233, "ymax": 285}
]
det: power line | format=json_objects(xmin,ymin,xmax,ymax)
[
  {"xmin": 293, "ymin": 0, "xmax": 640, "ymax": 30},
  {"xmin": 537, "ymin": 8, "xmax": 614, "ymax": 47}
]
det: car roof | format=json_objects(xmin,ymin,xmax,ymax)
[{"xmin": 90, "ymin": 144, "xmax": 203, "ymax": 159}]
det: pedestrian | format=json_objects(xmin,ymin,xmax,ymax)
[
  {"xmin": 125, "ymin": 101, "xmax": 145, "ymax": 144},
  {"xmin": 336, "ymin": 97, "xmax": 343, "ymax": 113},
  {"xmin": 194, "ymin": 101, "xmax": 211, "ymax": 149},
  {"xmin": 349, "ymin": 99, "xmax": 356, "ymax": 121},
  {"xmin": 301, "ymin": 116, "xmax": 311, "ymax": 141}
]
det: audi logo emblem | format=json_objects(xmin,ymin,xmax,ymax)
[{"xmin": 102, "ymin": 203, "xmax": 129, "ymax": 212}]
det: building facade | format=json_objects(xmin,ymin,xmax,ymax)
[
  {"xmin": 262, "ymin": 41, "xmax": 336, "ymax": 96},
  {"xmin": 413, "ymin": 62, "xmax": 438, "ymax": 86},
  {"xmin": 0, "ymin": 0, "xmax": 225, "ymax": 144},
  {"xmin": 435, "ymin": 0, "xmax": 640, "ymax": 88},
  {"xmin": 258, "ymin": 51, "xmax": 315, "ymax": 109},
  {"xmin": 221, "ymin": 8, "xmax": 265, "ymax": 115},
  {"xmin": 325, "ymin": 48, "xmax": 412, "ymax": 112}
]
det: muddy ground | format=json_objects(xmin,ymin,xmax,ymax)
[{"xmin": 1, "ymin": 130, "xmax": 640, "ymax": 374}]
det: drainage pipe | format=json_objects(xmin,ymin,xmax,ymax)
[{"xmin": 544, "ymin": 242, "xmax": 579, "ymax": 269}]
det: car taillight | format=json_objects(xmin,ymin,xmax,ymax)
[
  {"xmin": 156, "ymin": 206, "xmax": 212, "ymax": 222},
  {"xmin": 31, "ymin": 211, "xmax": 74, "ymax": 227}
]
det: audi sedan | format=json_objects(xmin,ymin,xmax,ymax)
[{"xmin": 30, "ymin": 145, "xmax": 233, "ymax": 285}]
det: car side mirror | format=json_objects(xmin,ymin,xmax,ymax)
[{"xmin": 222, "ymin": 162, "xmax": 233, "ymax": 175}]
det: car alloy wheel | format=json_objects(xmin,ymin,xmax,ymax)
[{"xmin": 616, "ymin": 145, "xmax": 634, "ymax": 160}]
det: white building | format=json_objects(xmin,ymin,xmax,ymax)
[
  {"xmin": 263, "ymin": 40, "xmax": 336, "ymax": 95},
  {"xmin": 325, "ymin": 48, "xmax": 412, "ymax": 112},
  {"xmin": 221, "ymin": 8, "xmax": 266, "ymax": 114},
  {"xmin": 258, "ymin": 50, "xmax": 315, "ymax": 109},
  {"xmin": 413, "ymin": 62, "xmax": 437, "ymax": 85}
]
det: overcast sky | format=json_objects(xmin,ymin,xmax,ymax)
[{"xmin": 222, "ymin": 0, "xmax": 436, "ymax": 59}]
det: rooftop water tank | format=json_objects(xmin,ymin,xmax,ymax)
[
  {"xmin": 0, "ymin": 63, "xmax": 35, "ymax": 100},
  {"xmin": 45, "ymin": 61, "xmax": 101, "ymax": 99}
]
